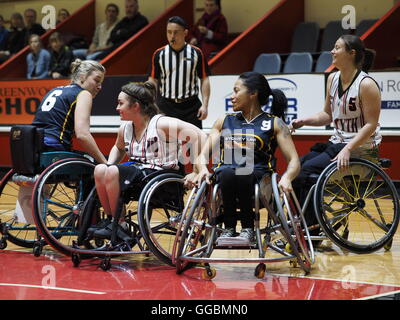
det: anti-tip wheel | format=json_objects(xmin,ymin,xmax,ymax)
[
  {"xmin": 201, "ymin": 267, "xmax": 216, "ymax": 280},
  {"xmin": 71, "ymin": 253, "xmax": 81, "ymax": 267},
  {"xmin": 254, "ymin": 263, "xmax": 266, "ymax": 279}
]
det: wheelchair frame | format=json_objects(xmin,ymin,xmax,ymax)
[
  {"xmin": 172, "ymin": 172, "xmax": 315, "ymax": 280},
  {"xmin": 31, "ymin": 157, "xmax": 188, "ymax": 271}
]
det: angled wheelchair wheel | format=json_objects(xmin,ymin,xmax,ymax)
[
  {"xmin": 314, "ymin": 158, "xmax": 400, "ymax": 253},
  {"xmin": 282, "ymin": 191, "xmax": 315, "ymax": 272},
  {"xmin": 271, "ymin": 173, "xmax": 313, "ymax": 273},
  {"xmin": 32, "ymin": 158, "xmax": 95, "ymax": 256},
  {"xmin": 0, "ymin": 169, "xmax": 38, "ymax": 248},
  {"xmin": 174, "ymin": 180, "xmax": 210, "ymax": 273},
  {"xmin": 138, "ymin": 173, "xmax": 188, "ymax": 266}
]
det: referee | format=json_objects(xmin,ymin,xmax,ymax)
[{"xmin": 148, "ymin": 16, "xmax": 211, "ymax": 129}]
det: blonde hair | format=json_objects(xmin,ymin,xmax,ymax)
[{"xmin": 70, "ymin": 59, "xmax": 106, "ymax": 83}]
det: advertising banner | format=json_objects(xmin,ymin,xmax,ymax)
[
  {"xmin": 370, "ymin": 72, "xmax": 400, "ymax": 128},
  {"xmin": 0, "ymin": 79, "xmax": 69, "ymax": 125},
  {"xmin": 1, "ymin": 72, "xmax": 398, "ymax": 130},
  {"xmin": 205, "ymin": 74, "xmax": 326, "ymax": 130}
]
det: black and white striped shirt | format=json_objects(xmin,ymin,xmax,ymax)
[{"xmin": 150, "ymin": 43, "xmax": 210, "ymax": 100}]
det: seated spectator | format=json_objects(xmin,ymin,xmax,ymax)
[
  {"xmin": 95, "ymin": 0, "xmax": 148, "ymax": 61},
  {"xmin": 188, "ymin": 0, "xmax": 228, "ymax": 61},
  {"xmin": 48, "ymin": 31, "xmax": 74, "ymax": 79},
  {"xmin": 0, "ymin": 12, "xmax": 27, "ymax": 64},
  {"xmin": 73, "ymin": 3, "xmax": 120, "ymax": 61},
  {"xmin": 26, "ymin": 34, "xmax": 50, "ymax": 79},
  {"xmin": 24, "ymin": 8, "xmax": 46, "ymax": 41},
  {"xmin": 0, "ymin": 15, "xmax": 9, "ymax": 49},
  {"xmin": 56, "ymin": 8, "xmax": 70, "ymax": 25}
]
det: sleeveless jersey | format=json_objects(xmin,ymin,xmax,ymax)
[
  {"xmin": 215, "ymin": 112, "xmax": 278, "ymax": 172},
  {"xmin": 32, "ymin": 84, "xmax": 84, "ymax": 149},
  {"xmin": 328, "ymin": 70, "xmax": 381, "ymax": 148},
  {"xmin": 123, "ymin": 114, "xmax": 180, "ymax": 170}
]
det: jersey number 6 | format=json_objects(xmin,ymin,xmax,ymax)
[{"xmin": 42, "ymin": 89, "xmax": 63, "ymax": 112}]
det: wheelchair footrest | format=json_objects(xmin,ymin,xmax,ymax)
[{"xmin": 215, "ymin": 237, "xmax": 257, "ymax": 249}]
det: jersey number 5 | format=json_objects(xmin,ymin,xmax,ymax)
[
  {"xmin": 42, "ymin": 90, "xmax": 63, "ymax": 111},
  {"xmin": 348, "ymin": 97, "xmax": 357, "ymax": 111}
]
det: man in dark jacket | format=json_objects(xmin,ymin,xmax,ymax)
[
  {"xmin": 96, "ymin": 0, "xmax": 148, "ymax": 60},
  {"xmin": 24, "ymin": 8, "xmax": 46, "ymax": 40}
]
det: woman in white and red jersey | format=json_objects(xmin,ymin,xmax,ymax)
[
  {"xmin": 93, "ymin": 81, "xmax": 206, "ymax": 239},
  {"xmin": 289, "ymin": 34, "xmax": 381, "ymax": 234}
]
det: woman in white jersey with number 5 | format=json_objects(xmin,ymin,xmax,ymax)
[
  {"xmin": 289, "ymin": 34, "xmax": 381, "ymax": 233},
  {"xmin": 93, "ymin": 81, "xmax": 207, "ymax": 239}
]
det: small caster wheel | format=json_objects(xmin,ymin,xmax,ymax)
[
  {"xmin": 290, "ymin": 259, "xmax": 298, "ymax": 268},
  {"xmin": 0, "ymin": 238, "xmax": 7, "ymax": 250},
  {"xmin": 33, "ymin": 244, "xmax": 42, "ymax": 257},
  {"xmin": 254, "ymin": 263, "xmax": 266, "ymax": 279},
  {"xmin": 95, "ymin": 238, "xmax": 105, "ymax": 248},
  {"xmin": 71, "ymin": 253, "xmax": 81, "ymax": 267},
  {"xmin": 100, "ymin": 257, "xmax": 111, "ymax": 271},
  {"xmin": 201, "ymin": 266, "xmax": 216, "ymax": 280}
]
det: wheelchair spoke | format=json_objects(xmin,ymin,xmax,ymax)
[{"xmin": 356, "ymin": 208, "xmax": 390, "ymax": 232}]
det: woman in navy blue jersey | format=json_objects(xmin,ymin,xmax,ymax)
[
  {"xmin": 186, "ymin": 71, "xmax": 300, "ymax": 242},
  {"xmin": 32, "ymin": 59, "xmax": 107, "ymax": 164}
]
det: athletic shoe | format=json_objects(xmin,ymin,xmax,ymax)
[
  {"xmin": 219, "ymin": 228, "xmax": 236, "ymax": 238},
  {"xmin": 237, "ymin": 228, "xmax": 255, "ymax": 243}
]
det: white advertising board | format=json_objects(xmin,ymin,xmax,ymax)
[
  {"xmin": 204, "ymin": 74, "xmax": 326, "ymax": 130},
  {"xmin": 370, "ymin": 72, "xmax": 400, "ymax": 128}
]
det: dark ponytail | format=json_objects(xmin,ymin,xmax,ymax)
[
  {"xmin": 121, "ymin": 81, "xmax": 160, "ymax": 118},
  {"xmin": 270, "ymin": 89, "xmax": 287, "ymax": 120},
  {"xmin": 239, "ymin": 71, "xmax": 287, "ymax": 120}
]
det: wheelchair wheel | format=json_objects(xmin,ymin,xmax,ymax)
[
  {"xmin": 0, "ymin": 169, "xmax": 38, "ymax": 248},
  {"xmin": 271, "ymin": 173, "xmax": 313, "ymax": 273},
  {"xmin": 138, "ymin": 173, "xmax": 188, "ymax": 266},
  {"xmin": 32, "ymin": 158, "xmax": 95, "ymax": 256},
  {"xmin": 174, "ymin": 180, "xmax": 209, "ymax": 273},
  {"xmin": 314, "ymin": 158, "xmax": 400, "ymax": 253},
  {"xmin": 282, "ymin": 190, "xmax": 314, "ymax": 271}
]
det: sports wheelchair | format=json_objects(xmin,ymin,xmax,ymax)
[
  {"xmin": 32, "ymin": 155, "xmax": 190, "ymax": 271},
  {"xmin": 301, "ymin": 157, "xmax": 399, "ymax": 253},
  {"xmin": 172, "ymin": 172, "xmax": 315, "ymax": 280},
  {"xmin": 0, "ymin": 125, "xmax": 92, "ymax": 255}
]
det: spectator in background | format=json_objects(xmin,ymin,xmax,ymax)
[
  {"xmin": 189, "ymin": 0, "xmax": 228, "ymax": 61},
  {"xmin": 48, "ymin": 31, "xmax": 74, "ymax": 79},
  {"xmin": 73, "ymin": 3, "xmax": 120, "ymax": 61},
  {"xmin": 26, "ymin": 34, "xmax": 50, "ymax": 79},
  {"xmin": 56, "ymin": 8, "xmax": 70, "ymax": 25},
  {"xmin": 0, "ymin": 15, "xmax": 10, "ymax": 50},
  {"xmin": 24, "ymin": 8, "xmax": 46, "ymax": 40},
  {"xmin": 0, "ymin": 12, "xmax": 27, "ymax": 64},
  {"xmin": 95, "ymin": 0, "xmax": 148, "ymax": 60}
]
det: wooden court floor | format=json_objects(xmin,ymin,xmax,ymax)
[
  {"xmin": 1, "ymin": 174, "xmax": 400, "ymax": 300},
  {"xmin": 1, "ymin": 229, "xmax": 400, "ymax": 300}
]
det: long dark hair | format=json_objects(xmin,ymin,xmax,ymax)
[
  {"xmin": 238, "ymin": 71, "xmax": 287, "ymax": 119},
  {"xmin": 339, "ymin": 34, "xmax": 367, "ymax": 70},
  {"xmin": 121, "ymin": 81, "xmax": 160, "ymax": 118}
]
